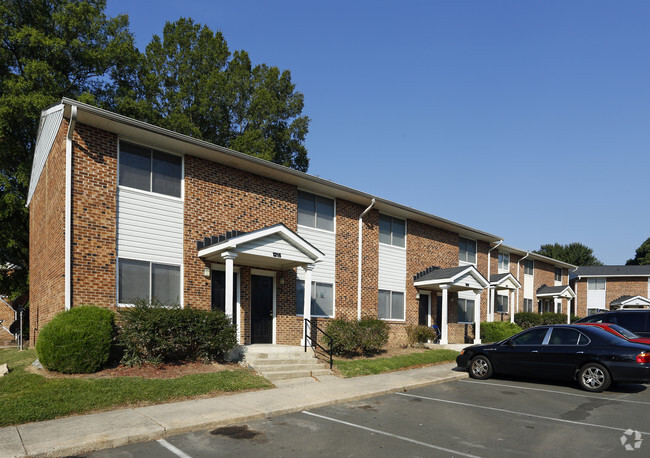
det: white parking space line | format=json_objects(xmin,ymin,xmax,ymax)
[
  {"xmin": 302, "ymin": 411, "xmax": 481, "ymax": 458},
  {"xmin": 396, "ymin": 392, "xmax": 650, "ymax": 436},
  {"xmin": 157, "ymin": 439, "xmax": 193, "ymax": 458},
  {"xmin": 459, "ymin": 379, "xmax": 650, "ymax": 405}
]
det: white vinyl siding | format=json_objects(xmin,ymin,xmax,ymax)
[
  {"xmin": 297, "ymin": 225, "xmax": 336, "ymax": 317},
  {"xmin": 379, "ymin": 243, "xmax": 406, "ymax": 292},
  {"xmin": 28, "ymin": 105, "xmax": 65, "ymax": 205},
  {"xmin": 587, "ymin": 278, "xmax": 606, "ymax": 309},
  {"xmin": 239, "ymin": 233, "xmax": 309, "ymax": 264},
  {"xmin": 524, "ymin": 259, "xmax": 534, "ymax": 300},
  {"xmin": 117, "ymin": 187, "xmax": 183, "ymax": 265}
]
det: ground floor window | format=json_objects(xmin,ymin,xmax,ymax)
[
  {"xmin": 296, "ymin": 280, "xmax": 334, "ymax": 317},
  {"xmin": 457, "ymin": 298, "xmax": 474, "ymax": 323},
  {"xmin": 378, "ymin": 290, "xmax": 405, "ymax": 320},
  {"xmin": 496, "ymin": 294, "xmax": 509, "ymax": 313},
  {"xmin": 524, "ymin": 298, "xmax": 533, "ymax": 312},
  {"xmin": 118, "ymin": 258, "xmax": 180, "ymax": 305}
]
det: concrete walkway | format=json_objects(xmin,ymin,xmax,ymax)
[{"xmin": 0, "ymin": 362, "xmax": 467, "ymax": 457}]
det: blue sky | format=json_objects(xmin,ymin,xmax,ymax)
[{"xmin": 106, "ymin": 0, "xmax": 650, "ymax": 265}]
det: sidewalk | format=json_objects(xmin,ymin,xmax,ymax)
[{"xmin": 1, "ymin": 362, "xmax": 467, "ymax": 457}]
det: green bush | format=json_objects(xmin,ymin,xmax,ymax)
[
  {"xmin": 36, "ymin": 305, "xmax": 116, "ymax": 374},
  {"xmin": 405, "ymin": 325, "xmax": 437, "ymax": 347},
  {"xmin": 117, "ymin": 299, "xmax": 237, "ymax": 365},
  {"xmin": 480, "ymin": 321, "xmax": 522, "ymax": 343},
  {"xmin": 326, "ymin": 317, "xmax": 389, "ymax": 356},
  {"xmin": 514, "ymin": 312, "xmax": 542, "ymax": 329}
]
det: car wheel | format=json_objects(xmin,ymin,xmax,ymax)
[
  {"xmin": 578, "ymin": 363, "xmax": 611, "ymax": 392},
  {"xmin": 469, "ymin": 355, "xmax": 493, "ymax": 380}
]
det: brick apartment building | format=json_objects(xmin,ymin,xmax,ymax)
[
  {"xmin": 27, "ymin": 99, "xmax": 576, "ymax": 347},
  {"xmin": 571, "ymin": 265, "xmax": 650, "ymax": 316}
]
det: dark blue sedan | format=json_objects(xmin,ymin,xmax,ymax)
[{"xmin": 456, "ymin": 324, "xmax": 650, "ymax": 392}]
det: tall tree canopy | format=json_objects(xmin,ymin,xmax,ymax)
[
  {"xmin": 534, "ymin": 242, "xmax": 603, "ymax": 266},
  {"xmin": 113, "ymin": 18, "xmax": 310, "ymax": 171},
  {"xmin": 626, "ymin": 238, "xmax": 650, "ymax": 265},
  {"xmin": 0, "ymin": 0, "xmax": 135, "ymax": 297},
  {"xmin": 0, "ymin": 3, "xmax": 311, "ymax": 297}
]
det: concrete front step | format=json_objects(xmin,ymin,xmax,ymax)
[
  {"xmin": 260, "ymin": 368, "xmax": 332, "ymax": 381},
  {"xmin": 241, "ymin": 344, "xmax": 332, "ymax": 382}
]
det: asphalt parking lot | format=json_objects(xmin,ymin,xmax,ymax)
[{"xmin": 87, "ymin": 376, "xmax": 650, "ymax": 457}]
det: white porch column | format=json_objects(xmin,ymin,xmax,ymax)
[
  {"xmin": 510, "ymin": 290, "xmax": 516, "ymax": 323},
  {"xmin": 221, "ymin": 252, "xmax": 238, "ymax": 321},
  {"xmin": 474, "ymin": 289, "xmax": 482, "ymax": 344},
  {"xmin": 489, "ymin": 287, "xmax": 496, "ymax": 322},
  {"xmin": 567, "ymin": 298, "xmax": 571, "ymax": 324},
  {"xmin": 440, "ymin": 285, "xmax": 450, "ymax": 345},
  {"xmin": 554, "ymin": 299, "xmax": 558, "ymax": 314},
  {"xmin": 302, "ymin": 264, "xmax": 315, "ymax": 346}
]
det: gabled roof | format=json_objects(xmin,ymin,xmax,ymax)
[
  {"xmin": 498, "ymin": 244, "xmax": 576, "ymax": 269},
  {"xmin": 197, "ymin": 223, "xmax": 324, "ymax": 269},
  {"xmin": 572, "ymin": 265, "xmax": 650, "ymax": 278},
  {"xmin": 490, "ymin": 272, "xmax": 522, "ymax": 289},
  {"xmin": 610, "ymin": 295, "xmax": 650, "ymax": 307},
  {"xmin": 536, "ymin": 284, "xmax": 576, "ymax": 299},
  {"xmin": 414, "ymin": 265, "xmax": 489, "ymax": 291},
  {"xmin": 45, "ymin": 98, "xmax": 501, "ymax": 242}
]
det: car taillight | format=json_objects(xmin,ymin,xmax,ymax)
[{"xmin": 636, "ymin": 353, "xmax": 650, "ymax": 363}]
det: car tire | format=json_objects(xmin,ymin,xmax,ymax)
[
  {"xmin": 469, "ymin": 355, "xmax": 493, "ymax": 380},
  {"xmin": 577, "ymin": 363, "xmax": 611, "ymax": 392}
]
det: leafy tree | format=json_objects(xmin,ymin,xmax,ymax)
[
  {"xmin": 626, "ymin": 238, "xmax": 650, "ymax": 265},
  {"xmin": 534, "ymin": 242, "xmax": 603, "ymax": 266},
  {"xmin": 0, "ymin": 0, "xmax": 136, "ymax": 297},
  {"xmin": 112, "ymin": 18, "xmax": 310, "ymax": 172}
]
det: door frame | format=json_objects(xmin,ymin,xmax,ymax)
[
  {"xmin": 418, "ymin": 291, "xmax": 432, "ymax": 327},
  {"xmin": 211, "ymin": 263, "xmax": 241, "ymax": 343},
  {"xmin": 251, "ymin": 269, "xmax": 276, "ymax": 344}
]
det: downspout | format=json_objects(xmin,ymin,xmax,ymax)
[
  {"xmin": 486, "ymin": 240, "xmax": 503, "ymax": 322},
  {"xmin": 517, "ymin": 251, "xmax": 531, "ymax": 316},
  {"xmin": 65, "ymin": 105, "xmax": 77, "ymax": 310},
  {"xmin": 357, "ymin": 198, "xmax": 375, "ymax": 320}
]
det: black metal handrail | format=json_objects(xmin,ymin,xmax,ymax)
[{"xmin": 303, "ymin": 318, "xmax": 333, "ymax": 370}]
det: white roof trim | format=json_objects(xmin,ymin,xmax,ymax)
[
  {"xmin": 490, "ymin": 272, "xmax": 522, "ymax": 289},
  {"xmin": 414, "ymin": 265, "xmax": 489, "ymax": 289},
  {"xmin": 27, "ymin": 105, "xmax": 65, "ymax": 205},
  {"xmin": 611, "ymin": 295, "xmax": 650, "ymax": 306},
  {"xmin": 537, "ymin": 285, "xmax": 576, "ymax": 299}
]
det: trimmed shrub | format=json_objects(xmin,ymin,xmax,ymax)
[
  {"xmin": 480, "ymin": 321, "xmax": 522, "ymax": 343},
  {"xmin": 405, "ymin": 325, "xmax": 437, "ymax": 347},
  {"xmin": 326, "ymin": 317, "xmax": 389, "ymax": 356},
  {"xmin": 36, "ymin": 305, "xmax": 116, "ymax": 374},
  {"xmin": 514, "ymin": 312, "xmax": 542, "ymax": 330},
  {"xmin": 117, "ymin": 299, "xmax": 237, "ymax": 365}
]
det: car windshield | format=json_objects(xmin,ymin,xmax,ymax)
[{"xmin": 608, "ymin": 324, "xmax": 640, "ymax": 340}]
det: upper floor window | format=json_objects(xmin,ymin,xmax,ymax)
[
  {"xmin": 524, "ymin": 259, "xmax": 534, "ymax": 275},
  {"xmin": 555, "ymin": 267, "xmax": 562, "ymax": 282},
  {"xmin": 297, "ymin": 190, "xmax": 334, "ymax": 231},
  {"xmin": 587, "ymin": 278, "xmax": 606, "ymax": 290},
  {"xmin": 459, "ymin": 237, "xmax": 476, "ymax": 264},
  {"xmin": 379, "ymin": 214, "xmax": 405, "ymax": 247},
  {"xmin": 119, "ymin": 142, "xmax": 182, "ymax": 198},
  {"xmin": 498, "ymin": 252, "xmax": 510, "ymax": 271}
]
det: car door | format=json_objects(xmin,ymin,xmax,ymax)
[
  {"xmin": 540, "ymin": 328, "xmax": 594, "ymax": 380},
  {"xmin": 493, "ymin": 327, "xmax": 550, "ymax": 376},
  {"xmin": 610, "ymin": 312, "xmax": 650, "ymax": 338}
]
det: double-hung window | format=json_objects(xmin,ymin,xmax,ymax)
[
  {"xmin": 118, "ymin": 259, "xmax": 181, "ymax": 305},
  {"xmin": 457, "ymin": 298, "xmax": 475, "ymax": 323},
  {"xmin": 496, "ymin": 294, "xmax": 509, "ymax": 313},
  {"xmin": 498, "ymin": 252, "xmax": 510, "ymax": 271},
  {"xmin": 555, "ymin": 268, "xmax": 562, "ymax": 282},
  {"xmin": 524, "ymin": 259, "xmax": 534, "ymax": 275},
  {"xmin": 379, "ymin": 214, "xmax": 405, "ymax": 247},
  {"xmin": 119, "ymin": 142, "xmax": 182, "ymax": 198},
  {"xmin": 587, "ymin": 278, "xmax": 606, "ymax": 290},
  {"xmin": 378, "ymin": 290, "xmax": 404, "ymax": 320},
  {"xmin": 459, "ymin": 237, "xmax": 476, "ymax": 264},
  {"xmin": 297, "ymin": 191, "xmax": 334, "ymax": 231},
  {"xmin": 296, "ymin": 280, "xmax": 334, "ymax": 317},
  {"xmin": 524, "ymin": 298, "xmax": 533, "ymax": 312}
]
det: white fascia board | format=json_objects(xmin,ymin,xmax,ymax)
[
  {"xmin": 414, "ymin": 266, "xmax": 489, "ymax": 289},
  {"xmin": 490, "ymin": 273, "xmax": 522, "ymax": 289},
  {"xmin": 616, "ymin": 295, "xmax": 650, "ymax": 306},
  {"xmin": 499, "ymin": 244, "xmax": 576, "ymax": 269},
  {"xmin": 576, "ymin": 274, "xmax": 650, "ymax": 279},
  {"xmin": 537, "ymin": 286, "xmax": 576, "ymax": 299}
]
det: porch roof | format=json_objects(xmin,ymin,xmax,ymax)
[
  {"xmin": 536, "ymin": 284, "xmax": 576, "ymax": 300},
  {"xmin": 413, "ymin": 265, "xmax": 489, "ymax": 292},
  {"xmin": 197, "ymin": 223, "xmax": 324, "ymax": 269},
  {"xmin": 490, "ymin": 272, "xmax": 522, "ymax": 290},
  {"xmin": 610, "ymin": 295, "xmax": 650, "ymax": 307}
]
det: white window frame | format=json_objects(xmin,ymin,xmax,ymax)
[
  {"xmin": 457, "ymin": 298, "xmax": 475, "ymax": 323},
  {"xmin": 523, "ymin": 298, "xmax": 534, "ymax": 313},
  {"xmin": 554, "ymin": 268, "xmax": 562, "ymax": 282},
  {"xmin": 379, "ymin": 214, "xmax": 406, "ymax": 248},
  {"xmin": 378, "ymin": 289, "xmax": 405, "ymax": 321},
  {"xmin": 296, "ymin": 280, "xmax": 335, "ymax": 318},
  {"xmin": 297, "ymin": 190, "xmax": 335, "ymax": 232},
  {"xmin": 496, "ymin": 294, "xmax": 509, "ymax": 314},
  {"xmin": 459, "ymin": 236, "xmax": 477, "ymax": 265},
  {"xmin": 524, "ymin": 259, "xmax": 534, "ymax": 275},
  {"xmin": 118, "ymin": 139, "xmax": 184, "ymax": 201},
  {"xmin": 587, "ymin": 278, "xmax": 606, "ymax": 291},
  {"xmin": 498, "ymin": 252, "xmax": 510, "ymax": 272},
  {"xmin": 117, "ymin": 257, "xmax": 182, "ymax": 307}
]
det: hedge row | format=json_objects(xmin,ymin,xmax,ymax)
[
  {"xmin": 325, "ymin": 317, "xmax": 389, "ymax": 356},
  {"xmin": 514, "ymin": 312, "xmax": 580, "ymax": 329},
  {"xmin": 480, "ymin": 321, "xmax": 522, "ymax": 343}
]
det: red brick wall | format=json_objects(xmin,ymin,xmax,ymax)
[
  {"xmin": 70, "ymin": 123, "xmax": 119, "ymax": 309},
  {"xmin": 29, "ymin": 119, "xmax": 68, "ymax": 346},
  {"xmin": 334, "ymin": 199, "xmax": 361, "ymax": 321},
  {"xmin": 573, "ymin": 277, "xmax": 649, "ymax": 316}
]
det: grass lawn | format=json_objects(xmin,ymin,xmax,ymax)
[
  {"xmin": 0, "ymin": 348, "xmax": 272, "ymax": 427},
  {"xmin": 333, "ymin": 349, "xmax": 459, "ymax": 377}
]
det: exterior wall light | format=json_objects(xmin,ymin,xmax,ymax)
[{"xmin": 203, "ymin": 267, "xmax": 211, "ymax": 278}]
